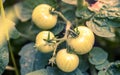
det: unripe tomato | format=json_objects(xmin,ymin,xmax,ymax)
[
  {"xmin": 67, "ymin": 26, "xmax": 95, "ymax": 55},
  {"xmin": 35, "ymin": 31, "xmax": 55, "ymax": 53},
  {"xmin": 32, "ymin": 4, "xmax": 57, "ymax": 29},
  {"xmin": 56, "ymin": 49, "xmax": 79, "ymax": 72}
]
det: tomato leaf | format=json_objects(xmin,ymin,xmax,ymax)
[
  {"xmin": 98, "ymin": 70, "xmax": 109, "ymax": 75},
  {"xmin": 10, "ymin": 27, "xmax": 20, "ymax": 39},
  {"xmin": 19, "ymin": 43, "xmax": 52, "ymax": 75},
  {"xmin": 93, "ymin": 6, "xmax": 120, "ymax": 27},
  {"xmin": 107, "ymin": 61, "xmax": 120, "ymax": 75},
  {"xmin": 76, "ymin": 8, "xmax": 94, "ymax": 23},
  {"xmin": 60, "ymin": 3, "xmax": 76, "ymax": 21},
  {"xmin": 74, "ymin": 68, "xmax": 83, "ymax": 75},
  {"xmin": 78, "ymin": 56, "xmax": 89, "ymax": 72},
  {"xmin": 26, "ymin": 67, "xmax": 62, "ymax": 75},
  {"xmin": 50, "ymin": 21, "xmax": 65, "ymax": 35},
  {"xmin": 26, "ymin": 69, "xmax": 49, "ymax": 75},
  {"xmin": 88, "ymin": 47, "xmax": 108, "ymax": 65},
  {"xmin": 86, "ymin": 20, "xmax": 115, "ymax": 37},
  {"xmin": 0, "ymin": 43, "xmax": 9, "ymax": 75},
  {"xmin": 95, "ymin": 60, "xmax": 110, "ymax": 70},
  {"xmin": 77, "ymin": 3, "xmax": 120, "ymax": 37},
  {"xmin": 14, "ymin": 0, "xmax": 57, "ymax": 22}
]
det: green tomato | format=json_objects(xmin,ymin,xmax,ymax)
[
  {"xmin": 35, "ymin": 31, "xmax": 55, "ymax": 53},
  {"xmin": 56, "ymin": 49, "xmax": 79, "ymax": 72},
  {"xmin": 67, "ymin": 26, "xmax": 95, "ymax": 55},
  {"xmin": 32, "ymin": 4, "xmax": 57, "ymax": 29}
]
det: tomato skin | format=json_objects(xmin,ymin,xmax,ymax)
[
  {"xmin": 32, "ymin": 4, "xmax": 57, "ymax": 29},
  {"xmin": 35, "ymin": 31, "xmax": 55, "ymax": 53},
  {"xmin": 56, "ymin": 49, "xmax": 79, "ymax": 72},
  {"xmin": 67, "ymin": 26, "xmax": 95, "ymax": 55}
]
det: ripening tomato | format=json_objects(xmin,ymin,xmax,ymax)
[
  {"xmin": 56, "ymin": 49, "xmax": 79, "ymax": 72},
  {"xmin": 67, "ymin": 26, "xmax": 95, "ymax": 55},
  {"xmin": 35, "ymin": 31, "xmax": 55, "ymax": 53},
  {"xmin": 32, "ymin": 4, "xmax": 57, "ymax": 29}
]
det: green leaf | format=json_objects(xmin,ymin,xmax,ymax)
[
  {"xmin": 19, "ymin": 43, "xmax": 53, "ymax": 75},
  {"xmin": 61, "ymin": 3, "xmax": 76, "ymax": 21},
  {"xmin": 76, "ymin": 8, "xmax": 94, "ymax": 21},
  {"xmin": 26, "ymin": 67, "xmax": 61, "ymax": 75},
  {"xmin": 86, "ymin": 20, "xmax": 115, "ymax": 37},
  {"xmin": 0, "ymin": 43, "xmax": 9, "ymax": 75},
  {"xmin": 26, "ymin": 69, "xmax": 48, "ymax": 75},
  {"xmin": 78, "ymin": 56, "xmax": 89, "ymax": 72},
  {"xmin": 50, "ymin": 21, "xmax": 65, "ymax": 35},
  {"xmin": 94, "ymin": 7, "xmax": 120, "ymax": 27},
  {"xmin": 10, "ymin": 27, "xmax": 20, "ymax": 39},
  {"xmin": 98, "ymin": 71, "xmax": 109, "ymax": 75},
  {"xmin": 107, "ymin": 61, "xmax": 120, "ymax": 75},
  {"xmin": 74, "ymin": 68, "xmax": 83, "ymax": 75},
  {"xmin": 88, "ymin": 47, "xmax": 108, "ymax": 65},
  {"xmin": 95, "ymin": 60, "xmax": 110, "ymax": 70},
  {"xmin": 14, "ymin": 0, "xmax": 57, "ymax": 22}
]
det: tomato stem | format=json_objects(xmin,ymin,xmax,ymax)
[
  {"xmin": 49, "ymin": 11, "xmax": 72, "ymax": 65},
  {"xmin": 52, "ymin": 11, "xmax": 68, "ymax": 22}
]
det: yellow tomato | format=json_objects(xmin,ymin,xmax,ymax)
[
  {"xmin": 35, "ymin": 31, "xmax": 55, "ymax": 53},
  {"xmin": 67, "ymin": 26, "xmax": 95, "ymax": 55},
  {"xmin": 32, "ymin": 4, "xmax": 57, "ymax": 29},
  {"xmin": 56, "ymin": 49, "xmax": 79, "ymax": 72}
]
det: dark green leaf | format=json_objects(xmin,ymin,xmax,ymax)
[
  {"xmin": 26, "ymin": 69, "xmax": 48, "ymax": 75},
  {"xmin": 76, "ymin": 8, "xmax": 94, "ymax": 21},
  {"xmin": 98, "ymin": 71, "xmax": 109, "ymax": 75},
  {"xmin": 74, "ymin": 68, "xmax": 83, "ymax": 75},
  {"xmin": 10, "ymin": 27, "xmax": 20, "ymax": 39},
  {"xmin": 19, "ymin": 43, "xmax": 52, "ymax": 75},
  {"xmin": 93, "ymin": 7, "xmax": 120, "ymax": 27},
  {"xmin": 50, "ymin": 21, "xmax": 65, "ymax": 35},
  {"xmin": 107, "ymin": 61, "xmax": 120, "ymax": 75},
  {"xmin": 26, "ymin": 67, "xmax": 62, "ymax": 75},
  {"xmin": 78, "ymin": 56, "xmax": 89, "ymax": 72},
  {"xmin": 86, "ymin": 20, "xmax": 115, "ymax": 37},
  {"xmin": 88, "ymin": 47, "xmax": 108, "ymax": 65},
  {"xmin": 0, "ymin": 43, "xmax": 9, "ymax": 75},
  {"xmin": 95, "ymin": 60, "xmax": 110, "ymax": 70},
  {"xmin": 14, "ymin": 0, "xmax": 57, "ymax": 22}
]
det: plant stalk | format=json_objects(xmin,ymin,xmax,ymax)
[{"xmin": 8, "ymin": 41, "xmax": 19, "ymax": 75}]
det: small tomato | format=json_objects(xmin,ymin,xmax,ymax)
[
  {"xmin": 35, "ymin": 31, "xmax": 55, "ymax": 53},
  {"xmin": 32, "ymin": 4, "xmax": 57, "ymax": 29},
  {"xmin": 67, "ymin": 26, "xmax": 95, "ymax": 54},
  {"xmin": 56, "ymin": 49, "xmax": 79, "ymax": 72}
]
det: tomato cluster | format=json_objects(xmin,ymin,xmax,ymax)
[{"xmin": 33, "ymin": 4, "xmax": 95, "ymax": 72}]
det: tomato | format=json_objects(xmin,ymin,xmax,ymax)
[
  {"xmin": 56, "ymin": 49, "xmax": 79, "ymax": 72},
  {"xmin": 32, "ymin": 4, "xmax": 57, "ymax": 29},
  {"xmin": 67, "ymin": 26, "xmax": 95, "ymax": 55},
  {"xmin": 35, "ymin": 31, "xmax": 55, "ymax": 53}
]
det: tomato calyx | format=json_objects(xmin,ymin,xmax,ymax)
[
  {"xmin": 69, "ymin": 28, "xmax": 80, "ymax": 38},
  {"xmin": 43, "ymin": 32, "xmax": 56, "ymax": 46},
  {"xmin": 49, "ymin": 7, "xmax": 58, "ymax": 16}
]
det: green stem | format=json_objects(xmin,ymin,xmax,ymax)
[
  {"xmin": 7, "ymin": 41, "xmax": 19, "ymax": 75},
  {"xmin": 53, "ymin": 11, "xmax": 68, "ymax": 22},
  {"xmin": 0, "ymin": 0, "xmax": 6, "ymax": 19},
  {"xmin": 49, "ymin": 11, "xmax": 72, "ymax": 65}
]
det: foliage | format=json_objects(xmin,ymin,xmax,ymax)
[{"xmin": 0, "ymin": 0, "xmax": 120, "ymax": 75}]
